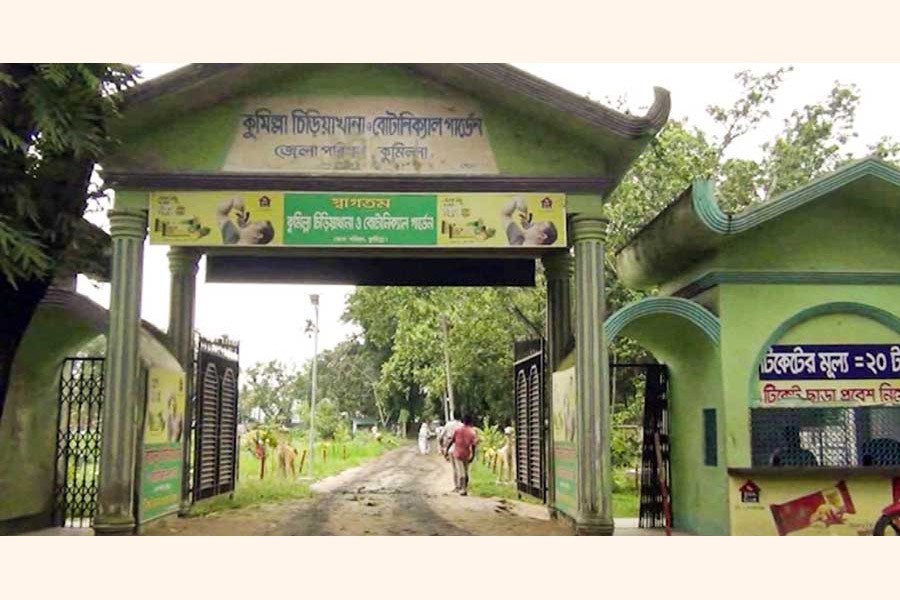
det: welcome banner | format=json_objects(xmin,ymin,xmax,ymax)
[{"xmin": 149, "ymin": 191, "xmax": 566, "ymax": 249}]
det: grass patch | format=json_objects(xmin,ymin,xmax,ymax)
[
  {"xmin": 467, "ymin": 457, "xmax": 540, "ymax": 504},
  {"xmin": 189, "ymin": 434, "xmax": 404, "ymax": 517},
  {"xmin": 613, "ymin": 469, "xmax": 640, "ymax": 518}
]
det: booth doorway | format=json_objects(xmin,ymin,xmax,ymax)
[{"xmin": 610, "ymin": 363, "xmax": 671, "ymax": 529}]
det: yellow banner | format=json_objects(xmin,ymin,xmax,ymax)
[
  {"xmin": 437, "ymin": 193, "xmax": 567, "ymax": 248},
  {"xmin": 150, "ymin": 192, "xmax": 285, "ymax": 247},
  {"xmin": 144, "ymin": 368, "xmax": 186, "ymax": 446}
]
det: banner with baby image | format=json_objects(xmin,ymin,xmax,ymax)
[
  {"xmin": 149, "ymin": 191, "xmax": 566, "ymax": 248},
  {"xmin": 139, "ymin": 368, "xmax": 186, "ymax": 523}
]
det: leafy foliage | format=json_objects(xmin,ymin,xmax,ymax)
[{"xmin": 0, "ymin": 63, "xmax": 137, "ymax": 285}]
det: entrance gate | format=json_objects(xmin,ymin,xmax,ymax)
[
  {"xmin": 192, "ymin": 336, "xmax": 240, "ymax": 502},
  {"xmin": 638, "ymin": 364, "xmax": 671, "ymax": 528},
  {"xmin": 513, "ymin": 339, "xmax": 545, "ymax": 501},
  {"xmin": 52, "ymin": 357, "xmax": 105, "ymax": 527}
]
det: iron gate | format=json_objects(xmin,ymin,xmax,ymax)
[
  {"xmin": 192, "ymin": 336, "xmax": 240, "ymax": 502},
  {"xmin": 637, "ymin": 364, "xmax": 671, "ymax": 529},
  {"xmin": 52, "ymin": 357, "xmax": 105, "ymax": 527},
  {"xmin": 514, "ymin": 339, "xmax": 545, "ymax": 500}
]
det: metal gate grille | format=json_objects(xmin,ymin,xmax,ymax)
[
  {"xmin": 514, "ymin": 339, "xmax": 545, "ymax": 500},
  {"xmin": 53, "ymin": 357, "xmax": 104, "ymax": 527},
  {"xmin": 638, "ymin": 364, "xmax": 671, "ymax": 529},
  {"xmin": 192, "ymin": 336, "xmax": 240, "ymax": 502}
]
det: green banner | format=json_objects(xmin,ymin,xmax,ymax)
[{"xmin": 283, "ymin": 193, "xmax": 436, "ymax": 246}]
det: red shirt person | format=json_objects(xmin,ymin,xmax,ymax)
[{"xmin": 450, "ymin": 415, "xmax": 478, "ymax": 495}]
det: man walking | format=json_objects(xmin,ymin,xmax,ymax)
[
  {"xmin": 439, "ymin": 418, "xmax": 462, "ymax": 492},
  {"xmin": 449, "ymin": 415, "xmax": 478, "ymax": 496}
]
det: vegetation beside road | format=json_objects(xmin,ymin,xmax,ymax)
[{"xmin": 189, "ymin": 431, "xmax": 402, "ymax": 517}]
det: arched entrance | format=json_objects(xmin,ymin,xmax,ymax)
[{"xmin": 89, "ymin": 63, "xmax": 669, "ymax": 535}]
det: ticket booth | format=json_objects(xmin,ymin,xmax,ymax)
[{"xmin": 612, "ymin": 157, "xmax": 900, "ymax": 535}]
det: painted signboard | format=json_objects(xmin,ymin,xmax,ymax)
[
  {"xmin": 552, "ymin": 367, "xmax": 577, "ymax": 516},
  {"xmin": 149, "ymin": 191, "xmax": 567, "ymax": 248},
  {"xmin": 756, "ymin": 344, "xmax": 900, "ymax": 407},
  {"xmin": 222, "ymin": 96, "xmax": 498, "ymax": 174},
  {"xmin": 139, "ymin": 368, "xmax": 186, "ymax": 523},
  {"xmin": 729, "ymin": 474, "xmax": 900, "ymax": 535}
]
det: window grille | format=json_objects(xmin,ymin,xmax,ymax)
[{"xmin": 750, "ymin": 407, "xmax": 900, "ymax": 467}]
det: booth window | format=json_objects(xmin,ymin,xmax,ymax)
[
  {"xmin": 750, "ymin": 407, "xmax": 900, "ymax": 467},
  {"xmin": 703, "ymin": 408, "xmax": 717, "ymax": 466}
]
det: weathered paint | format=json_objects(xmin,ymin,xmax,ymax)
[
  {"xmin": 106, "ymin": 64, "xmax": 609, "ymax": 178},
  {"xmin": 617, "ymin": 312, "xmax": 728, "ymax": 535},
  {"xmin": 0, "ymin": 300, "xmax": 181, "ymax": 529},
  {"xmin": 719, "ymin": 285, "xmax": 900, "ymax": 468}
]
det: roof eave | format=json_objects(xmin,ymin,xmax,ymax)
[
  {"xmin": 116, "ymin": 63, "xmax": 670, "ymax": 176},
  {"xmin": 616, "ymin": 157, "xmax": 900, "ymax": 289}
]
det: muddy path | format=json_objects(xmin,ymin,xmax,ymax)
[{"xmin": 145, "ymin": 444, "xmax": 570, "ymax": 536}]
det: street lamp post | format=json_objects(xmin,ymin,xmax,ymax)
[{"xmin": 307, "ymin": 294, "xmax": 320, "ymax": 478}]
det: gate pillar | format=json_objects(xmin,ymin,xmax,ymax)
[
  {"xmin": 94, "ymin": 209, "xmax": 147, "ymax": 535},
  {"xmin": 571, "ymin": 213, "xmax": 614, "ymax": 535},
  {"xmin": 542, "ymin": 251, "xmax": 573, "ymax": 512},
  {"xmin": 167, "ymin": 248, "xmax": 200, "ymax": 514}
]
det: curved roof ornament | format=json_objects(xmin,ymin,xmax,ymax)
[{"xmin": 617, "ymin": 157, "xmax": 900, "ymax": 289}]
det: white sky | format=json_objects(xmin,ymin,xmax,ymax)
[{"xmin": 77, "ymin": 63, "xmax": 900, "ymax": 368}]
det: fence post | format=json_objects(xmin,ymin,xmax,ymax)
[{"xmin": 298, "ymin": 449, "xmax": 308, "ymax": 475}]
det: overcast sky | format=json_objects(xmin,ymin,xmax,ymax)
[{"xmin": 76, "ymin": 63, "xmax": 900, "ymax": 369}]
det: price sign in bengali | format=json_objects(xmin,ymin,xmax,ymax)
[{"xmin": 756, "ymin": 344, "xmax": 900, "ymax": 408}]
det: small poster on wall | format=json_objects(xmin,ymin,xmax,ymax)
[
  {"xmin": 139, "ymin": 368, "xmax": 186, "ymax": 524},
  {"xmin": 730, "ymin": 475, "xmax": 900, "ymax": 535},
  {"xmin": 552, "ymin": 367, "xmax": 577, "ymax": 516}
]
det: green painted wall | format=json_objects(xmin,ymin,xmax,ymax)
[
  {"xmin": 619, "ymin": 315, "xmax": 729, "ymax": 535},
  {"xmin": 105, "ymin": 64, "xmax": 607, "ymax": 177},
  {"xmin": 0, "ymin": 299, "xmax": 183, "ymax": 529},
  {"xmin": 0, "ymin": 309, "xmax": 98, "ymax": 524},
  {"xmin": 718, "ymin": 283, "xmax": 900, "ymax": 469},
  {"xmin": 661, "ymin": 188, "xmax": 900, "ymax": 296}
]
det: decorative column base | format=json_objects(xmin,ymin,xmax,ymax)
[
  {"xmin": 574, "ymin": 515, "xmax": 615, "ymax": 536},
  {"xmin": 93, "ymin": 519, "xmax": 137, "ymax": 536}
]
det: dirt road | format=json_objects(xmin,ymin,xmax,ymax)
[{"xmin": 145, "ymin": 444, "xmax": 571, "ymax": 536}]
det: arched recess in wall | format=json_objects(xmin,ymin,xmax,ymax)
[
  {"xmin": 604, "ymin": 297, "xmax": 720, "ymax": 361},
  {"xmin": 746, "ymin": 301, "xmax": 900, "ymax": 404}
]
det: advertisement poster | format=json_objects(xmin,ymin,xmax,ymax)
[
  {"xmin": 756, "ymin": 344, "xmax": 900, "ymax": 408},
  {"xmin": 222, "ymin": 96, "xmax": 499, "ymax": 174},
  {"xmin": 729, "ymin": 475, "xmax": 900, "ymax": 535},
  {"xmin": 552, "ymin": 367, "xmax": 577, "ymax": 516},
  {"xmin": 150, "ymin": 191, "xmax": 567, "ymax": 249},
  {"xmin": 139, "ymin": 368, "xmax": 186, "ymax": 523}
]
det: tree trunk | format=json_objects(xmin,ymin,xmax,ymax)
[{"xmin": 0, "ymin": 277, "xmax": 50, "ymax": 421}]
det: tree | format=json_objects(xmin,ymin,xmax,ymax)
[
  {"xmin": 344, "ymin": 284, "xmax": 544, "ymax": 426},
  {"xmin": 240, "ymin": 360, "xmax": 299, "ymax": 425},
  {"xmin": 604, "ymin": 67, "xmax": 900, "ymax": 415},
  {"xmin": 0, "ymin": 64, "xmax": 137, "ymax": 419}
]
